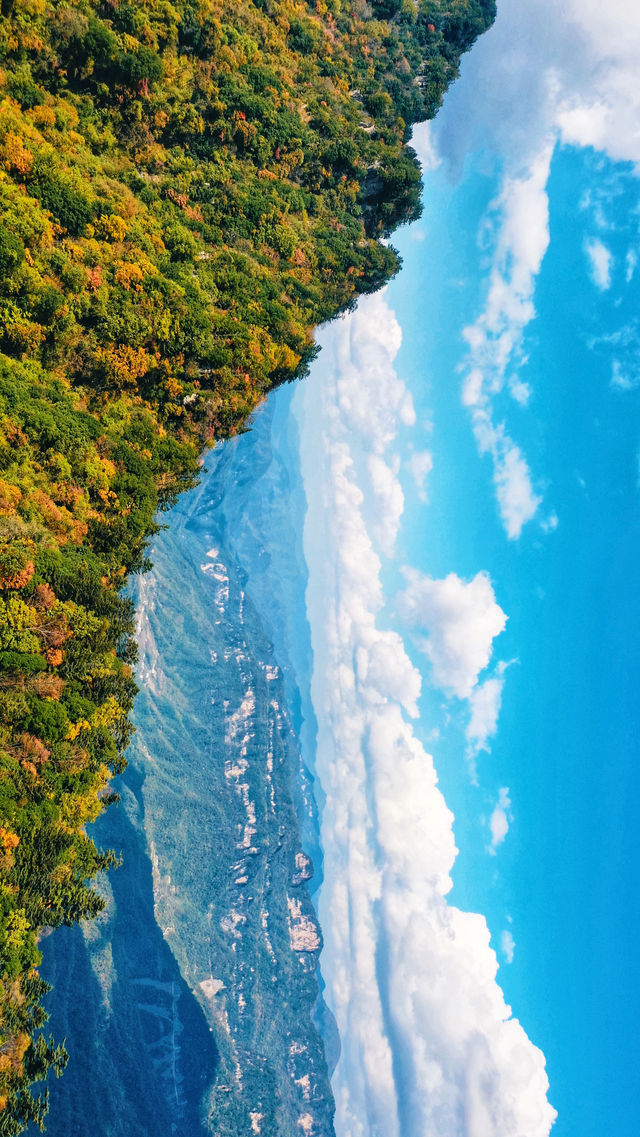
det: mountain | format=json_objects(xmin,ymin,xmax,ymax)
[{"xmin": 0, "ymin": 0, "xmax": 494, "ymax": 1130}]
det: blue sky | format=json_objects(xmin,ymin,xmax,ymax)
[
  {"xmin": 386, "ymin": 138, "xmax": 640, "ymax": 1137},
  {"xmin": 396, "ymin": 5, "xmax": 640, "ymax": 1130},
  {"xmin": 286, "ymin": 1, "xmax": 640, "ymax": 1133}
]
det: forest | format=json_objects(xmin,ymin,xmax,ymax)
[{"xmin": 0, "ymin": 0, "xmax": 494, "ymax": 1130}]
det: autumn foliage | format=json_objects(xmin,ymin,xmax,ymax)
[{"xmin": 0, "ymin": 0, "xmax": 495, "ymax": 1129}]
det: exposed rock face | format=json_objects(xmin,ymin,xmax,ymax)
[{"xmin": 288, "ymin": 898, "xmax": 322, "ymax": 953}]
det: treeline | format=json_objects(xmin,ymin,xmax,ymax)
[{"xmin": 0, "ymin": 0, "xmax": 494, "ymax": 1130}]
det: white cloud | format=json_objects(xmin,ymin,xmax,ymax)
[
  {"xmin": 551, "ymin": 0, "xmax": 640, "ymax": 169},
  {"xmin": 455, "ymin": 147, "xmax": 551, "ymax": 539},
  {"xmin": 611, "ymin": 359, "xmax": 637, "ymax": 391},
  {"xmin": 509, "ymin": 375, "xmax": 532, "ymax": 406},
  {"xmin": 423, "ymin": 0, "xmax": 640, "ymax": 177},
  {"xmin": 367, "ymin": 453, "xmax": 405, "ymax": 556},
  {"xmin": 294, "ymin": 298, "xmax": 557, "ymax": 1137},
  {"xmin": 397, "ymin": 569, "xmax": 507, "ymax": 700},
  {"xmin": 489, "ymin": 787, "xmax": 513, "ymax": 852},
  {"xmin": 270, "ymin": 4, "xmax": 640, "ymax": 1131},
  {"xmin": 416, "ymin": 0, "xmax": 640, "ymax": 541},
  {"xmin": 467, "ymin": 676, "xmax": 505, "ymax": 759},
  {"xmin": 412, "ymin": 120, "xmax": 442, "ymax": 172},
  {"xmin": 501, "ymin": 929, "xmax": 516, "ymax": 964},
  {"xmin": 408, "ymin": 449, "xmax": 433, "ymax": 501},
  {"xmin": 625, "ymin": 249, "xmax": 637, "ymax": 282},
  {"xmin": 494, "ymin": 441, "xmax": 542, "ymax": 540},
  {"xmin": 585, "ymin": 238, "xmax": 613, "ymax": 290},
  {"xmin": 589, "ymin": 323, "xmax": 640, "ymax": 391}
]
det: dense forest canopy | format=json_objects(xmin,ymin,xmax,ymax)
[{"xmin": 0, "ymin": 0, "xmax": 494, "ymax": 1130}]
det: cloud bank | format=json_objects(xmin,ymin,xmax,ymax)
[{"xmin": 294, "ymin": 294, "xmax": 556, "ymax": 1137}]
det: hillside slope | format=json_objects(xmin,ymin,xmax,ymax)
[{"xmin": 0, "ymin": 0, "xmax": 494, "ymax": 1130}]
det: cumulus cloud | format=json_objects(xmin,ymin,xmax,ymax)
[
  {"xmin": 551, "ymin": 1, "xmax": 640, "ymax": 170},
  {"xmin": 585, "ymin": 238, "xmax": 613, "ymax": 290},
  {"xmin": 489, "ymin": 787, "xmax": 513, "ymax": 852},
  {"xmin": 494, "ymin": 442, "xmax": 542, "ymax": 540},
  {"xmin": 294, "ymin": 297, "xmax": 556, "ymax": 1137},
  {"xmin": 467, "ymin": 676, "xmax": 505, "ymax": 759},
  {"xmin": 422, "ymin": 0, "xmax": 640, "ymax": 177},
  {"xmin": 397, "ymin": 569, "xmax": 507, "ymax": 700}
]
